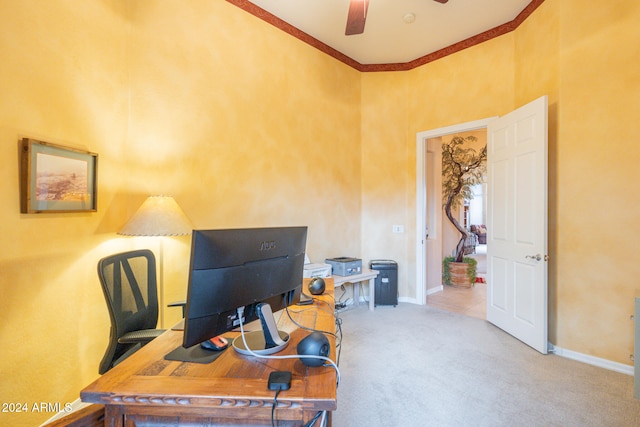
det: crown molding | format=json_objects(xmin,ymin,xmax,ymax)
[{"xmin": 226, "ymin": 0, "xmax": 546, "ymax": 72}]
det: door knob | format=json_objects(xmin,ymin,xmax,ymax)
[{"xmin": 526, "ymin": 254, "xmax": 542, "ymax": 261}]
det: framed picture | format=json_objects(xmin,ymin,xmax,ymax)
[{"xmin": 20, "ymin": 138, "xmax": 98, "ymax": 213}]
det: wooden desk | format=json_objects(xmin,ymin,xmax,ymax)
[
  {"xmin": 81, "ymin": 278, "xmax": 337, "ymax": 426},
  {"xmin": 332, "ymin": 269, "xmax": 379, "ymax": 311}
]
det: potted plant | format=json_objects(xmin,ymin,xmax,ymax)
[
  {"xmin": 443, "ymin": 255, "xmax": 477, "ymax": 288},
  {"xmin": 442, "ymin": 135, "xmax": 486, "ymax": 287}
]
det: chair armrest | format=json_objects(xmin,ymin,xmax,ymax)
[
  {"xmin": 168, "ymin": 300, "xmax": 186, "ymax": 317},
  {"xmin": 118, "ymin": 329, "xmax": 165, "ymax": 344}
]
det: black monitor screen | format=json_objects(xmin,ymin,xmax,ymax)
[{"xmin": 182, "ymin": 226, "xmax": 307, "ymax": 349}]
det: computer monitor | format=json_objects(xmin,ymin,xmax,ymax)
[{"xmin": 169, "ymin": 226, "xmax": 307, "ymax": 362}]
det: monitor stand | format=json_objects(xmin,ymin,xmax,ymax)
[
  {"xmin": 232, "ymin": 303, "xmax": 289, "ymax": 356},
  {"xmin": 165, "ymin": 339, "xmax": 229, "ymax": 364}
]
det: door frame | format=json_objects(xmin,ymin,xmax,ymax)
[{"xmin": 415, "ymin": 117, "xmax": 497, "ymax": 305}]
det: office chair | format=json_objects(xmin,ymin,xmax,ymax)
[{"xmin": 97, "ymin": 249, "xmax": 165, "ymax": 374}]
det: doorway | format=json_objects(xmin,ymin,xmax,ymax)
[
  {"xmin": 416, "ymin": 96, "xmax": 549, "ymax": 353},
  {"xmin": 427, "ymin": 133, "xmax": 487, "ymax": 319},
  {"xmin": 415, "ymin": 117, "xmax": 497, "ymax": 318}
]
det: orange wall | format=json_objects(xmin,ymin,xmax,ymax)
[
  {"xmin": 361, "ymin": 0, "xmax": 640, "ymax": 368},
  {"xmin": 361, "ymin": 71, "xmax": 412, "ymax": 294},
  {"xmin": 0, "ymin": 1, "xmax": 130, "ymax": 426},
  {"xmin": 0, "ymin": 1, "xmax": 361, "ymax": 425},
  {"xmin": 2, "ymin": 0, "xmax": 640, "ymax": 425},
  {"xmin": 124, "ymin": 1, "xmax": 363, "ymax": 327},
  {"xmin": 553, "ymin": 0, "xmax": 640, "ymax": 361},
  {"xmin": 361, "ymin": 34, "xmax": 516, "ymax": 300}
]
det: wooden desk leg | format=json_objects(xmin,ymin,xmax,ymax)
[
  {"xmin": 368, "ymin": 278, "xmax": 375, "ymax": 311},
  {"xmin": 104, "ymin": 405, "xmax": 124, "ymax": 427}
]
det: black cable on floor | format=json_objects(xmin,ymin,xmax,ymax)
[{"xmin": 335, "ymin": 316, "xmax": 343, "ymax": 366}]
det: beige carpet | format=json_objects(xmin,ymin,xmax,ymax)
[{"xmin": 334, "ymin": 303, "xmax": 639, "ymax": 426}]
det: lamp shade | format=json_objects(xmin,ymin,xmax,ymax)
[{"xmin": 118, "ymin": 196, "xmax": 192, "ymax": 236}]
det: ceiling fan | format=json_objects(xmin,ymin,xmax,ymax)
[{"xmin": 345, "ymin": 0, "xmax": 449, "ymax": 36}]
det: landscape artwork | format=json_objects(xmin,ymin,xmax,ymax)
[
  {"xmin": 20, "ymin": 138, "xmax": 97, "ymax": 213},
  {"xmin": 36, "ymin": 152, "xmax": 89, "ymax": 203}
]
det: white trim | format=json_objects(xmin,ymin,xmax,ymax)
[
  {"xmin": 549, "ymin": 343, "xmax": 634, "ymax": 376},
  {"xmin": 415, "ymin": 134, "xmax": 426, "ymax": 305},
  {"xmin": 415, "ymin": 117, "xmax": 498, "ymax": 306},
  {"xmin": 39, "ymin": 398, "xmax": 90, "ymax": 426},
  {"xmin": 426, "ymin": 285, "xmax": 443, "ymax": 296},
  {"xmin": 399, "ymin": 296, "xmax": 420, "ymax": 305}
]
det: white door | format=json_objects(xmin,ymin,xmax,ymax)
[{"xmin": 486, "ymin": 96, "xmax": 548, "ymax": 354}]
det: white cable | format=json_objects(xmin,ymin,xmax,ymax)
[{"xmin": 237, "ymin": 306, "xmax": 341, "ymax": 385}]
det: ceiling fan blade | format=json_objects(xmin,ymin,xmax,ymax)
[
  {"xmin": 345, "ymin": 0, "xmax": 369, "ymax": 36},
  {"xmin": 433, "ymin": 0, "xmax": 449, "ymax": 3}
]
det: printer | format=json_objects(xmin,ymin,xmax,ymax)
[{"xmin": 303, "ymin": 254, "xmax": 331, "ymax": 278}]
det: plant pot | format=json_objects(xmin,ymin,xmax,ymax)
[{"xmin": 448, "ymin": 262, "xmax": 473, "ymax": 288}]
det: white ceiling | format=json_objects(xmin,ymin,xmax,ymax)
[{"xmin": 246, "ymin": 0, "xmax": 533, "ymax": 65}]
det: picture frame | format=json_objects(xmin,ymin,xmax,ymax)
[{"xmin": 20, "ymin": 138, "xmax": 98, "ymax": 213}]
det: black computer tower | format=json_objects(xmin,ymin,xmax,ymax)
[{"xmin": 369, "ymin": 260, "xmax": 398, "ymax": 306}]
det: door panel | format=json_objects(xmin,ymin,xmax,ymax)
[
  {"xmin": 487, "ymin": 96, "xmax": 548, "ymax": 354},
  {"xmin": 491, "ymin": 256, "xmax": 509, "ymax": 311},
  {"xmin": 491, "ymin": 159, "xmax": 509, "ymax": 241},
  {"xmin": 514, "ymin": 262, "xmax": 536, "ymax": 324}
]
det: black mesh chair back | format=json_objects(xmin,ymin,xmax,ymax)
[{"xmin": 97, "ymin": 249, "xmax": 164, "ymax": 374}]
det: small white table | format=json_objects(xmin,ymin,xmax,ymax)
[{"xmin": 332, "ymin": 269, "xmax": 379, "ymax": 311}]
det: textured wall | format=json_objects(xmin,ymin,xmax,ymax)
[
  {"xmin": 123, "ymin": 0, "xmax": 362, "ymax": 327},
  {"xmin": 360, "ymin": 35, "xmax": 515, "ymax": 302},
  {"xmin": 0, "ymin": 1, "xmax": 130, "ymax": 426},
  {"xmin": 2, "ymin": 0, "xmax": 640, "ymax": 425},
  {"xmin": 552, "ymin": 0, "xmax": 640, "ymax": 363},
  {"xmin": 0, "ymin": 1, "xmax": 360, "ymax": 425},
  {"xmin": 361, "ymin": 0, "xmax": 640, "ymax": 367},
  {"xmin": 360, "ymin": 71, "xmax": 412, "ymax": 297}
]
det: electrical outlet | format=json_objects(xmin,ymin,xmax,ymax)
[{"xmin": 392, "ymin": 225, "xmax": 404, "ymax": 234}]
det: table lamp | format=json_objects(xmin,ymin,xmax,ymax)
[{"xmin": 118, "ymin": 195, "xmax": 193, "ymax": 328}]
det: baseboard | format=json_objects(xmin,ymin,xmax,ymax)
[
  {"xmin": 549, "ymin": 343, "xmax": 634, "ymax": 376},
  {"xmin": 40, "ymin": 398, "xmax": 90, "ymax": 426},
  {"xmin": 397, "ymin": 287, "xmax": 441, "ymax": 305},
  {"xmin": 426, "ymin": 285, "xmax": 443, "ymax": 296}
]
